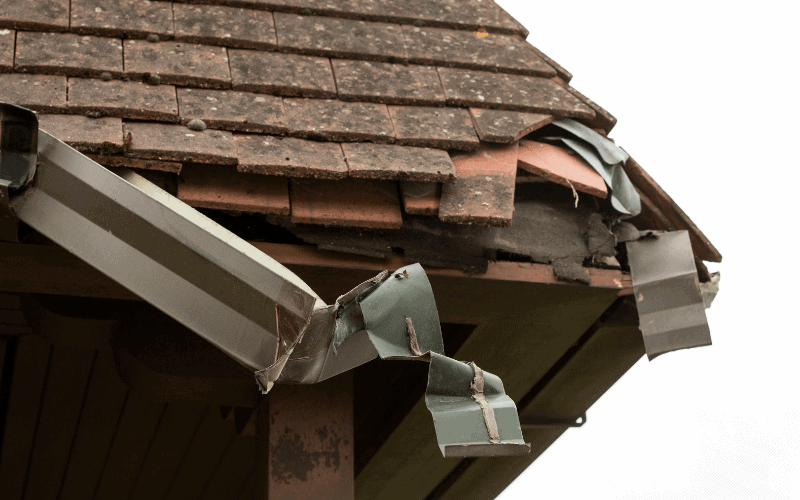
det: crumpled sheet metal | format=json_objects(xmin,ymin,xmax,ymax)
[
  {"xmin": 256, "ymin": 263, "xmax": 529, "ymax": 456},
  {"xmin": 626, "ymin": 230, "xmax": 712, "ymax": 359},
  {"xmin": 542, "ymin": 118, "xmax": 641, "ymax": 217}
]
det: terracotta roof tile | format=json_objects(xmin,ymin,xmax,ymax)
[
  {"xmin": 178, "ymin": 165, "xmax": 290, "ymax": 214},
  {"xmin": 123, "ymin": 40, "xmax": 231, "ymax": 89},
  {"xmin": 235, "ymin": 135, "xmax": 347, "ymax": 179},
  {"xmin": 68, "ymin": 78, "xmax": 179, "ymax": 122},
  {"xmin": 284, "ymin": 98, "xmax": 394, "ymax": 142},
  {"xmin": 88, "ymin": 154, "xmax": 182, "ymax": 174},
  {"xmin": 274, "ymin": 13, "xmax": 407, "ymax": 62},
  {"xmin": 70, "ymin": 0, "xmax": 174, "ymax": 39},
  {"xmin": 0, "ymin": 0, "xmax": 69, "ymax": 31},
  {"xmin": 177, "ymin": 88, "xmax": 286, "ymax": 134},
  {"xmin": 342, "ymin": 142, "xmax": 456, "ymax": 182},
  {"xmin": 229, "ymin": 49, "xmax": 336, "ymax": 98},
  {"xmin": 553, "ymin": 77, "xmax": 617, "ymax": 133},
  {"xmin": 518, "ymin": 141, "xmax": 608, "ymax": 198},
  {"xmin": 38, "ymin": 114, "xmax": 124, "ymax": 153},
  {"xmin": 290, "ymin": 178, "xmax": 403, "ymax": 229},
  {"xmin": 378, "ymin": 0, "xmax": 528, "ymax": 36},
  {"xmin": 0, "ymin": 29, "xmax": 13, "ymax": 72},
  {"xmin": 400, "ymin": 181, "xmax": 440, "ymax": 215},
  {"xmin": 389, "ymin": 105, "xmax": 479, "ymax": 150},
  {"xmin": 332, "ymin": 60, "xmax": 444, "ymax": 105},
  {"xmin": 15, "ymin": 32, "xmax": 123, "ymax": 78},
  {"xmin": 124, "ymin": 122, "xmax": 237, "ymax": 164},
  {"xmin": 174, "ymin": 4, "xmax": 277, "ymax": 50},
  {"xmin": 438, "ymin": 67, "xmax": 595, "ymax": 118},
  {"xmin": 439, "ymin": 143, "xmax": 518, "ymax": 227},
  {"xmin": 404, "ymin": 26, "xmax": 554, "ymax": 77},
  {"xmin": 469, "ymin": 108, "xmax": 554, "ymax": 143},
  {"xmin": 0, "ymin": 73, "xmax": 67, "ymax": 112}
]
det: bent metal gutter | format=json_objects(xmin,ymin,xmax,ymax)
[{"xmin": 0, "ymin": 103, "xmax": 529, "ymax": 457}]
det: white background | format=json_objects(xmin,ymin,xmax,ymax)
[{"xmin": 495, "ymin": 1, "xmax": 800, "ymax": 498}]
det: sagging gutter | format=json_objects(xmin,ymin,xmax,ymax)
[{"xmin": 0, "ymin": 103, "xmax": 528, "ymax": 457}]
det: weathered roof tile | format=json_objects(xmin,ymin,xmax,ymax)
[
  {"xmin": 178, "ymin": 165, "xmax": 290, "ymax": 214},
  {"xmin": 0, "ymin": 0, "xmax": 69, "ymax": 31},
  {"xmin": 332, "ymin": 59, "xmax": 444, "ymax": 105},
  {"xmin": 404, "ymin": 26, "xmax": 555, "ymax": 77},
  {"xmin": 174, "ymin": 4, "xmax": 277, "ymax": 50},
  {"xmin": 284, "ymin": 98, "xmax": 395, "ymax": 142},
  {"xmin": 389, "ymin": 105, "xmax": 479, "ymax": 150},
  {"xmin": 518, "ymin": 140, "xmax": 608, "ymax": 198},
  {"xmin": 70, "ymin": 0, "xmax": 174, "ymax": 39},
  {"xmin": 0, "ymin": 73, "xmax": 67, "ymax": 112},
  {"xmin": 290, "ymin": 178, "xmax": 403, "ymax": 229},
  {"xmin": 124, "ymin": 40, "xmax": 231, "ymax": 89},
  {"xmin": 274, "ymin": 13, "xmax": 407, "ymax": 62},
  {"xmin": 15, "ymin": 32, "xmax": 123, "ymax": 78},
  {"xmin": 229, "ymin": 49, "xmax": 336, "ymax": 98},
  {"xmin": 68, "ymin": 78, "xmax": 179, "ymax": 121},
  {"xmin": 439, "ymin": 143, "xmax": 518, "ymax": 227},
  {"xmin": 400, "ymin": 181, "xmax": 440, "ymax": 215},
  {"xmin": 177, "ymin": 88, "xmax": 286, "ymax": 134},
  {"xmin": 553, "ymin": 77, "xmax": 617, "ymax": 133},
  {"xmin": 38, "ymin": 114, "xmax": 123, "ymax": 153},
  {"xmin": 124, "ymin": 122, "xmax": 237, "ymax": 164},
  {"xmin": 235, "ymin": 135, "xmax": 347, "ymax": 179},
  {"xmin": 88, "ymin": 154, "xmax": 182, "ymax": 174},
  {"xmin": 343, "ymin": 142, "xmax": 456, "ymax": 182},
  {"xmin": 381, "ymin": 0, "xmax": 528, "ymax": 36},
  {"xmin": 438, "ymin": 67, "xmax": 595, "ymax": 118},
  {"xmin": 0, "ymin": 29, "xmax": 13, "ymax": 72},
  {"xmin": 469, "ymin": 108, "xmax": 554, "ymax": 143}
]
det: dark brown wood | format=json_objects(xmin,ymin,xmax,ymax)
[
  {"xmin": 0, "ymin": 334, "xmax": 51, "ymax": 500},
  {"xmin": 23, "ymin": 345, "xmax": 95, "ymax": 500},
  {"xmin": 256, "ymin": 372, "xmax": 354, "ymax": 500},
  {"xmin": 201, "ymin": 434, "xmax": 256, "ymax": 500},
  {"xmin": 59, "ymin": 348, "xmax": 129, "ymax": 500},
  {"xmin": 355, "ymin": 289, "xmax": 618, "ymax": 498}
]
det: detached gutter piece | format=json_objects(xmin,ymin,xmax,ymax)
[
  {"xmin": 540, "ymin": 118, "xmax": 641, "ymax": 217},
  {"xmin": 626, "ymin": 230, "xmax": 712, "ymax": 359}
]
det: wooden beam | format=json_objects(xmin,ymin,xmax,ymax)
[{"xmin": 255, "ymin": 372, "xmax": 354, "ymax": 500}]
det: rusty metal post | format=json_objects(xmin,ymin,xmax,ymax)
[{"xmin": 255, "ymin": 372, "xmax": 354, "ymax": 500}]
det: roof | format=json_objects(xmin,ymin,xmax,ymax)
[{"xmin": 0, "ymin": 0, "xmax": 718, "ymax": 264}]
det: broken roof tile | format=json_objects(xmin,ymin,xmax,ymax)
[
  {"xmin": 332, "ymin": 59, "xmax": 445, "ymax": 105},
  {"xmin": 439, "ymin": 143, "xmax": 519, "ymax": 227},
  {"xmin": 403, "ymin": 25, "xmax": 555, "ymax": 77},
  {"xmin": 229, "ymin": 50, "xmax": 336, "ymax": 98},
  {"xmin": 68, "ymin": 78, "xmax": 179, "ymax": 122},
  {"xmin": 0, "ymin": 29, "xmax": 13, "ymax": 72},
  {"xmin": 235, "ymin": 135, "xmax": 347, "ymax": 179},
  {"xmin": 438, "ymin": 67, "xmax": 595, "ymax": 118},
  {"xmin": 469, "ymin": 108, "xmax": 554, "ymax": 143},
  {"xmin": 0, "ymin": 73, "xmax": 67, "ymax": 112},
  {"xmin": 177, "ymin": 88, "xmax": 286, "ymax": 134},
  {"xmin": 274, "ymin": 13, "xmax": 407, "ymax": 62},
  {"xmin": 124, "ymin": 40, "xmax": 231, "ymax": 89},
  {"xmin": 15, "ymin": 32, "xmax": 123, "ymax": 78},
  {"xmin": 400, "ymin": 181, "xmax": 440, "ymax": 215},
  {"xmin": 0, "ymin": 0, "xmax": 69, "ymax": 31},
  {"xmin": 174, "ymin": 4, "xmax": 277, "ymax": 50},
  {"xmin": 38, "ymin": 114, "xmax": 123, "ymax": 153},
  {"xmin": 70, "ymin": 0, "xmax": 174, "ymax": 39},
  {"xmin": 342, "ymin": 143, "xmax": 456, "ymax": 182},
  {"xmin": 517, "ymin": 141, "xmax": 608, "ymax": 198},
  {"xmin": 284, "ymin": 98, "xmax": 395, "ymax": 143},
  {"xmin": 290, "ymin": 178, "xmax": 403, "ymax": 229},
  {"xmin": 124, "ymin": 122, "xmax": 237, "ymax": 164},
  {"xmin": 178, "ymin": 165, "xmax": 290, "ymax": 214},
  {"xmin": 389, "ymin": 106, "xmax": 479, "ymax": 150},
  {"xmin": 88, "ymin": 154, "xmax": 182, "ymax": 174}
]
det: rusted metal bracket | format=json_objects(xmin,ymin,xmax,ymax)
[{"xmin": 519, "ymin": 413, "xmax": 586, "ymax": 428}]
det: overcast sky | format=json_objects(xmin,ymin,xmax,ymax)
[{"xmin": 495, "ymin": 1, "xmax": 799, "ymax": 498}]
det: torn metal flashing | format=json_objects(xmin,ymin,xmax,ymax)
[
  {"xmin": 626, "ymin": 230, "xmax": 712, "ymax": 359},
  {"xmin": 1, "ymin": 102, "xmax": 528, "ymax": 457}
]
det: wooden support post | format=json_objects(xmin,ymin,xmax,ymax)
[{"xmin": 255, "ymin": 372, "xmax": 354, "ymax": 500}]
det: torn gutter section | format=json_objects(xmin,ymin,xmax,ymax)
[{"xmin": 626, "ymin": 231, "xmax": 712, "ymax": 359}]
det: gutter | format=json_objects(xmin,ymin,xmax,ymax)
[{"xmin": 0, "ymin": 103, "xmax": 529, "ymax": 457}]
